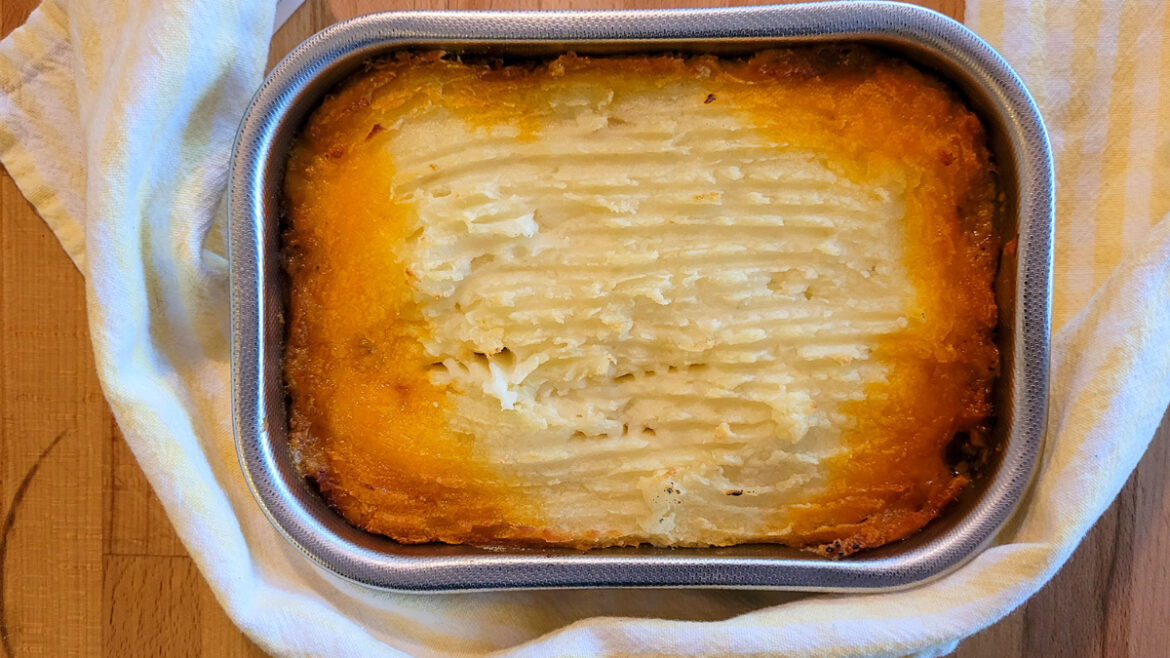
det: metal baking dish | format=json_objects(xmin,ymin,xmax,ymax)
[{"xmin": 229, "ymin": 1, "xmax": 1053, "ymax": 592}]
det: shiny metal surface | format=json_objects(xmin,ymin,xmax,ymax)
[{"xmin": 229, "ymin": 1, "xmax": 1053, "ymax": 592}]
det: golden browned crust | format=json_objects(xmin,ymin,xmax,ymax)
[{"xmin": 282, "ymin": 47, "xmax": 999, "ymax": 553}]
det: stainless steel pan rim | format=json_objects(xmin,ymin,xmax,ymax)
[{"xmin": 229, "ymin": 1, "xmax": 1053, "ymax": 593}]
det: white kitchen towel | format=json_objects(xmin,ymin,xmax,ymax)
[{"xmin": 1, "ymin": 1, "xmax": 1168, "ymax": 656}]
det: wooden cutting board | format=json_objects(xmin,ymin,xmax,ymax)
[{"xmin": 1, "ymin": 0, "xmax": 1167, "ymax": 656}]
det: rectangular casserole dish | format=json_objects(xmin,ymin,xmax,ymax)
[{"xmin": 229, "ymin": 1, "xmax": 1053, "ymax": 592}]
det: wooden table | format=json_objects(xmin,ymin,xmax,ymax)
[{"xmin": 1, "ymin": 0, "xmax": 1167, "ymax": 655}]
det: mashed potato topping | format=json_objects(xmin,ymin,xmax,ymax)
[{"xmin": 283, "ymin": 48, "xmax": 999, "ymax": 553}]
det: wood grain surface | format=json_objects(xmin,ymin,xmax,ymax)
[{"xmin": 0, "ymin": 0, "xmax": 1166, "ymax": 656}]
